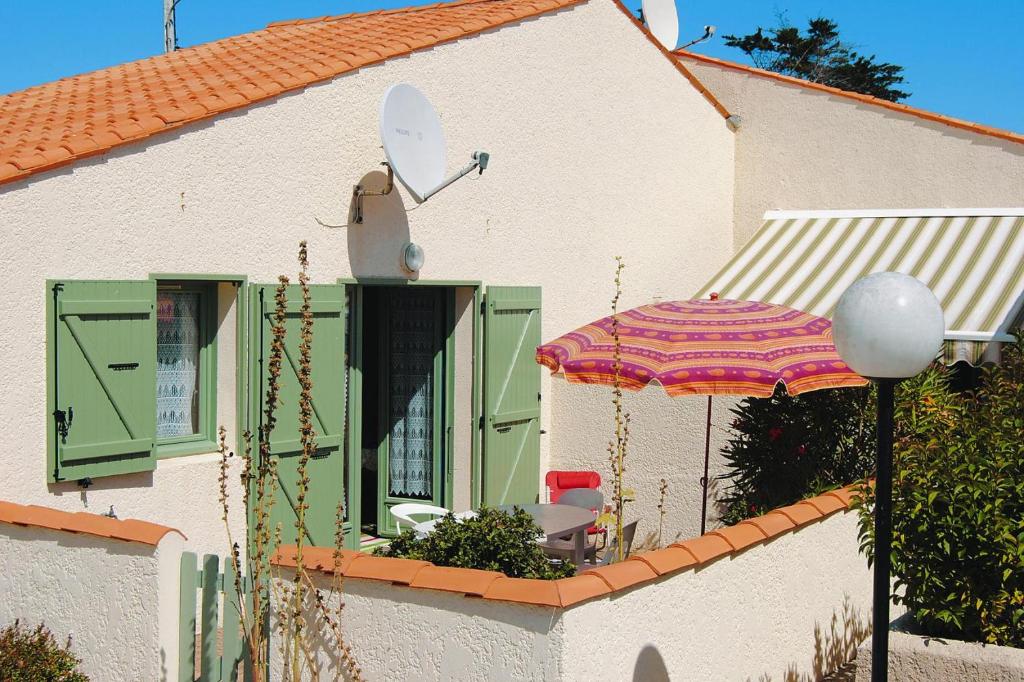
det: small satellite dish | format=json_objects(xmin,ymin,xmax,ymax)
[
  {"xmin": 379, "ymin": 83, "xmax": 447, "ymax": 203},
  {"xmin": 641, "ymin": 0, "xmax": 679, "ymax": 50}
]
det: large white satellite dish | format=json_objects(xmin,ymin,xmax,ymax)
[
  {"xmin": 352, "ymin": 83, "xmax": 489, "ymax": 222},
  {"xmin": 642, "ymin": 0, "xmax": 679, "ymax": 51},
  {"xmin": 379, "ymin": 83, "xmax": 447, "ymax": 203}
]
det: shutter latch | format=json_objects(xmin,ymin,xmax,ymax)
[{"xmin": 53, "ymin": 405, "xmax": 73, "ymax": 444}]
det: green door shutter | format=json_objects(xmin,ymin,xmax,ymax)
[
  {"xmin": 48, "ymin": 280, "xmax": 157, "ymax": 482},
  {"xmin": 482, "ymin": 286, "xmax": 542, "ymax": 506},
  {"xmin": 250, "ymin": 284, "xmax": 347, "ymax": 547}
]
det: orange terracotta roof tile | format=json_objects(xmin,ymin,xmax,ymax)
[
  {"xmin": 0, "ymin": 499, "xmax": 184, "ymax": 546},
  {"xmin": 774, "ymin": 501, "xmax": 824, "ymax": 527},
  {"xmin": 271, "ymin": 546, "xmax": 363, "ymax": 574},
  {"xmin": 410, "ymin": 565, "xmax": 504, "ymax": 596},
  {"xmin": 825, "ymin": 485, "xmax": 859, "ymax": 507},
  {"xmin": 555, "ymin": 574, "xmax": 612, "ymax": 606},
  {"xmin": 671, "ymin": 533, "xmax": 732, "ymax": 564},
  {"xmin": 742, "ymin": 512, "xmax": 796, "ymax": 539},
  {"xmin": 629, "ymin": 546, "xmax": 699, "ymax": 575},
  {"xmin": 674, "ymin": 50, "xmax": 1024, "ymax": 145},
  {"xmin": 483, "ymin": 577, "xmax": 562, "ymax": 607},
  {"xmin": 708, "ymin": 522, "xmax": 767, "ymax": 552},
  {"xmin": 802, "ymin": 494, "xmax": 847, "ymax": 516},
  {"xmin": 583, "ymin": 558, "xmax": 659, "ymax": 591},
  {"xmin": 0, "ymin": 0, "xmax": 731, "ymax": 189},
  {"xmin": 344, "ymin": 555, "xmax": 430, "ymax": 585}
]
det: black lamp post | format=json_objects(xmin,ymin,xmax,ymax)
[{"xmin": 832, "ymin": 272, "xmax": 945, "ymax": 682}]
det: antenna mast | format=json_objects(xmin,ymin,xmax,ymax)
[{"xmin": 163, "ymin": 0, "xmax": 179, "ymax": 53}]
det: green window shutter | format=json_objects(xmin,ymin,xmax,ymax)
[
  {"xmin": 482, "ymin": 286, "xmax": 542, "ymax": 506},
  {"xmin": 250, "ymin": 284, "xmax": 347, "ymax": 547},
  {"xmin": 47, "ymin": 280, "xmax": 158, "ymax": 482}
]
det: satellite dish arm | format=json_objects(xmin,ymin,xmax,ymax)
[{"xmin": 419, "ymin": 151, "xmax": 489, "ymax": 202}]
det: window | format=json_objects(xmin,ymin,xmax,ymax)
[
  {"xmin": 46, "ymin": 278, "xmax": 222, "ymax": 483},
  {"xmin": 155, "ymin": 283, "xmax": 217, "ymax": 457}
]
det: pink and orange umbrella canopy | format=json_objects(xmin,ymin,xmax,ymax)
[{"xmin": 536, "ymin": 298, "xmax": 867, "ymax": 398}]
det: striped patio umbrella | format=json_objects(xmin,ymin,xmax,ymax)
[{"xmin": 536, "ymin": 297, "xmax": 867, "ymax": 533}]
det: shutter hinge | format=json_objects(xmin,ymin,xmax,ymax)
[{"xmin": 53, "ymin": 405, "xmax": 73, "ymax": 444}]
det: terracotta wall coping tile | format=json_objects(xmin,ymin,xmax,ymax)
[
  {"xmin": 555, "ymin": 574, "xmax": 612, "ymax": 606},
  {"xmin": 483, "ymin": 577, "xmax": 562, "ymax": 607},
  {"xmin": 270, "ymin": 484, "xmax": 861, "ymax": 610},
  {"xmin": 803, "ymin": 495, "xmax": 847, "ymax": 516},
  {"xmin": 582, "ymin": 558, "xmax": 658, "ymax": 591},
  {"xmin": 410, "ymin": 565, "xmax": 504, "ymax": 596},
  {"xmin": 708, "ymin": 522, "xmax": 767, "ymax": 552},
  {"xmin": 742, "ymin": 512, "xmax": 795, "ymax": 539},
  {"xmin": 671, "ymin": 533, "xmax": 732, "ymax": 564},
  {"xmin": 629, "ymin": 546, "xmax": 698, "ymax": 576},
  {"xmin": 674, "ymin": 49, "xmax": 1024, "ymax": 146},
  {"xmin": 0, "ymin": 499, "xmax": 185, "ymax": 546},
  {"xmin": 775, "ymin": 501, "xmax": 825, "ymax": 527}
]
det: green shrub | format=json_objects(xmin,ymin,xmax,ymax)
[
  {"xmin": 854, "ymin": 340, "xmax": 1024, "ymax": 647},
  {"xmin": 718, "ymin": 384, "xmax": 876, "ymax": 525},
  {"xmin": 374, "ymin": 506, "xmax": 575, "ymax": 580},
  {"xmin": 0, "ymin": 620, "xmax": 89, "ymax": 682}
]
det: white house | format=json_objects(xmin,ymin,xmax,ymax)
[{"xmin": 0, "ymin": 0, "xmax": 1020, "ymax": 559}]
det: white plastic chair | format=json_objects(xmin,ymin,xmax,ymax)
[{"xmin": 389, "ymin": 503, "xmax": 452, "ymax": 531}]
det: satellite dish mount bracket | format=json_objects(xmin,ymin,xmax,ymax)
[{"xmin": 351, "ymin": 162, "xmax": 395, "ymax": 224}]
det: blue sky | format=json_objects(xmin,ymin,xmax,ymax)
[{"xmin": 0, "ymin": 0, "xmax": 1021, "ymax": 132}]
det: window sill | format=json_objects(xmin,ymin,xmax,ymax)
[{"xmin": 156, "ymin": 439, "xmax": 220, "ymax": 459}]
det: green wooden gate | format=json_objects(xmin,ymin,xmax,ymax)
[
  {"xmin": 482, "ymin": 286, "xmax": 542, "ymax": 506},
  {"xmin": 178, "ymin": 552, "xmax": 250, "ymax": 682}
]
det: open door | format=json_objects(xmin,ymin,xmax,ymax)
[
  {"xmin": 482, "ymin": 286, "xmax": 542, "ymax": 506},
  {"xmin": 250, "ymin": 284, "xmax": 347, "ymax": 547},
  {"xmin": 364, "ymin": 287, "xmax": 448, "ymax": 537}
]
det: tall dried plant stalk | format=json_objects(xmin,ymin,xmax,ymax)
[
  {"xmin": 287, "ymin": 241, "xmax": 317, "ymax": 676},
  {"xmin": 607, "ymin": 256, "xmax": 632, "ymax": 562},
  {"xmin": 656, "ymin": 478, "xmax": 669, "ymax": 549},
  {"xmin": 217, "ymin": 243, "xmax": 361, "ymax": 682}
]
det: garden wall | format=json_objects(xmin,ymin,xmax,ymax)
[
  {"xmin": 271, "ymin": 486, "xmax": 873, "ymax": 680},
  {"xmin": 0, "ymin": 500, "xmax": 184, "ymax": 681}
]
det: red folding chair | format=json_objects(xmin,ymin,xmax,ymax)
[{"xmin": 545, "ymin": 470, "xmax": 606, "ymax": 547}]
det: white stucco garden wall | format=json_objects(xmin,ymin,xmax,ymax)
[
  {"xmin": 0, "ymin": 524, "xmax": 184, "ymax": 681},
  {"xmin": 271, "ymin": 508, "xmax": 872, "ymax": 681},
  {"xmin": 678, "ymin": 55, "xmax": 1024, "ymax": 248},
  {"xmin": 560, "ymin": 510, "xmax": 872, "ymax": 680},
  {"xmin": 270, "ymin": 575, "xmax": 564, "ymax": 680},
  {"xmin": 0, "ymin": 0, "xmax": 734, "ymax": 550}
]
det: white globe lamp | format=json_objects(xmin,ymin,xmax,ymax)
[
  {"xmin": 832, "ymin": 271, "xmax": 945, "ymax": 378},
  {"xmin": 831, "ymin": 271, "xmax": 944, "ymax": 682}
]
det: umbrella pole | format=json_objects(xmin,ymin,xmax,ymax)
[{"xmin": 700, "ymin": 395, "xmax": 712, "ymax": 535}]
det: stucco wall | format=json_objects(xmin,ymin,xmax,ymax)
[
  {"xmin": 270, "ymin": 574, "xmax": 564, "ymax": 680},
  {"xmin": 560, "ymin": 510, "xmax": 871, "ymax": 680},
  {"xmin": 678, "ymin": 55, "xmax": 1024, "ymax": 249},
  {"xmin": 0, "ymin": 524, "xmax": 183, "ymax": 681},
  {"xmin": 271, "ymin": 507, "xmax": 872, "ymax": 681},
  {"xmin": 0, "ymin": 0, "xmax": 734, "ymax": 550}
]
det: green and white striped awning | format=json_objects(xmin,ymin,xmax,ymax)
[{"xmin": 697, "ymin": 209, "xmax": 1024, "ymax": 365}]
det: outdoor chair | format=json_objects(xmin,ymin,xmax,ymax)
[
  {"xmin": 590, "ymin": 519, "xmax": 639, "ymax": 568},
  {"xmin": 389, "ymin": 503, "xmax": 451, "ymax": 531},
  {"xmin": 545, "ymin": 470, "xmax": 600, "ymax": 503},
  {"xmin": 555, "ymin": 487, "xmax": 607, "ymax": 549}
]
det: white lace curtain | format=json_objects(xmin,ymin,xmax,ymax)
[
  {"xmin": 156, "ymin": 291, "xmax": 200, "ymax": 439},
  {"xmin": 387, "ymin": 291, "xmax": 437, "ymax": 498}
]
